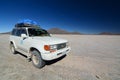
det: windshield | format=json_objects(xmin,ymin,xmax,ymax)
[{"xmin": 28, "ymin": 28, "xmax": 50, "ymax": 37}]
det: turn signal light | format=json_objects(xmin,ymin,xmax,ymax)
[{"xmin": 44, "ymin": 45, "xmax": 50, "ymax": 51}]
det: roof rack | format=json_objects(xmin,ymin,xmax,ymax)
[
  {"xmin": 15, "ymin": 23, "xmax": 40, "ymax": 28},
  {"xmin": 15, "ymin": 19, "xmax": 41, "ymax": 28}
]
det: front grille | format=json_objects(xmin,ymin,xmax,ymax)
[{"xmin": 57, "ymin": 43, "xmax": 66, "ymax": 50}]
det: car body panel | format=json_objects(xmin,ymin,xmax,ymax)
[{"xmin": 10, "ymin": 27, "xmax": 70, "ymax": 60}]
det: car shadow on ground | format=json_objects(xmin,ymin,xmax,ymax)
[
  {"xmin": 45, "ymin": 55, "xmax": 66, "ymax": 65},
  {"xmin": 15, "ymin": 51, "xmax": 66, "ymax": 65},
  {"xmin": 15, "ymin": 51, "xmax": 27, "ymax": 58}
]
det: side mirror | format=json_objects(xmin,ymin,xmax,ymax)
[{"xmin": 21, "ymin": 34, "xmax": 27, "ymax": 38}]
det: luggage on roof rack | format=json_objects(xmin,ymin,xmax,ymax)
[
  {"xmin": 15, "ymin": 23, "xmax": 41, "ymax": 28},
  {"xmin": 15, "ymin": 19, "xmax": 39, "ymax": 27},
  {"xmin": 15, "ymin": 19, "xmax": 40, "ymax": 28},
  {"xmin": 15, "ymin": 23, "xmax": 33, "ymax": 27}
]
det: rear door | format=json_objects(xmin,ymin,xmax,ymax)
[
  {"xmin": 13, "ymin": 29, "xmax": 21, "ymax": 48},
  {"xmin": 17, "ymin": 29, "xmax": 29, "ymax": 54}
]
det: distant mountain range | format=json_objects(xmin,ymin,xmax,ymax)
[
  {"xmin": 0, "ymin": 32, "xmax": 10, "ymax": 34},
  {"xmin": 98, "ymin": 32, "xmax": 120, "ymax": 35},
  {"xmin": 47, "ymin": 28, "xmax": 120, "ymax": 35},
  {"xmin": 47, "ymin": 28, "xmax": 81, "ymax": 34},
  {"xmin": 0, "ymin": 28, "xmax": 81, "ymax": 35},
  {"xmin": 0, "ymin": 28, "xmax": 120, "ymax": 35}
]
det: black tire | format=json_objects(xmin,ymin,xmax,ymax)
[
  {"xmin": 31, "ymin": 50, "xmax": 45, "ymax": 68},
  {"xmin": 10, "ymin": 43, "xmax": 17, "ymax": 54}
]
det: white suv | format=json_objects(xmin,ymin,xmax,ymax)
[{"xmin": 9, "ymin": 24, "xmax": 70, "ymax": 68}]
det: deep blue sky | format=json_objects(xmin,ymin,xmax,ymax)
[{"xmin": 0, "ymin": 0, "xmax": 120, "ymax": 34}]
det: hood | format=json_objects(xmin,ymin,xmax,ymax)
[{"xmin": 31, "ymin": 36, "xmax": 67, "ymax": 45}]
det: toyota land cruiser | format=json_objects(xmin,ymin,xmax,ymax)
[{"xmin": 9, "ymin": 22, "xmax": 70, "ymax": 68}]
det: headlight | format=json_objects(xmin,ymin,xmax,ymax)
[
  {"xmin": 44, "ymin": 44, "xmax": 57, "ymax": 52},
  {"xmin": 50, "ymin": 45, "xmax": 57, "ymax": 50}
]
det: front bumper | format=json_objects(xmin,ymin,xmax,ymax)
[{"xmin": 41, "ymin": 47, "xmax": 70, "ymax": 60}]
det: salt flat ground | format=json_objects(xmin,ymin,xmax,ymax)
[{"xmin": 0, "ymin": 34, "xmax": 120, "ymax": 80}]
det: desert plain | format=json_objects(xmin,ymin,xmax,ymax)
[{"xmin": 0, "ymin": 34, "xmax": 120, "ymax": 80}]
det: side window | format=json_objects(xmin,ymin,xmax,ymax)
[
  {"xmin": 11, "ymin": 29, "xmax": 17, "ymax": 35},
  {"xmin": 12, "ymin": 29, "xmax": 27, "ymax": 37},
  {"xmin": 15, "ymin": 29, "xmax": 27, "ymax": 37},
  {"xmin": 21, "ymin": 29, "xmax": 27, "ymax": 35},
  {"xmin": 15, "ymin": 29, "xmax": 21, "ymax": 36}
]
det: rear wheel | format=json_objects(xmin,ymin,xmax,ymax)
[
  {"xmin": 31, "ymin": 50, "xmax": 45, "ymax": 68},
  {"xmin": 10, "ymin": 43, "xmax": 16, "ymax": 54}
]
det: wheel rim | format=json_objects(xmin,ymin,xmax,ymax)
[{"xmin": 32, "ymin": 54, "xmax": 39, "ymax": 65}]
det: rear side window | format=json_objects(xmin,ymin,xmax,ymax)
[
  {"xmin": 11, "ymin": 29, "xmax": 17, "ymax": 35},
  {"xmin": 12, "ymin": 29, "xmax": 27, "ymax": 37},
  {"xmin": 15, "ymin": 30, "xmax": 21, "ymax": 36},
  {"xmin": 16, "ymin": 29, "xmax": 27, "ymax": 37}
]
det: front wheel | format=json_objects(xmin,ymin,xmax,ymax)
[{"xmin": 31, "ymin": 50, "xmax": 45, "ymax": 68}]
